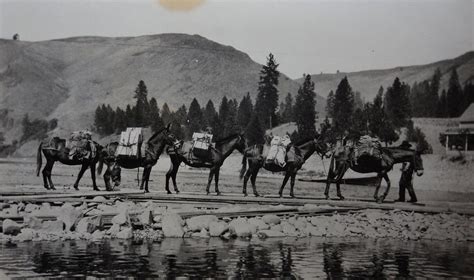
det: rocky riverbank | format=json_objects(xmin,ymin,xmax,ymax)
[{"xmin": 0, "ymin": 199, "xmax": 473, "ymax": 243}]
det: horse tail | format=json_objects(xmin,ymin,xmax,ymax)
[
  {"xmin": 96, "ymin": 145, "xmax": 105, "ymax": 175},
  {"xmin": 36, "ymin": 142, "xmax": 43, "ymax": 177},
  {"xmin": 239, "ymin": 152, "xmax": 247, "ymax": 180}
]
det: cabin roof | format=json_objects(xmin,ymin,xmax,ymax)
[{"xmin": 460, "ymin": 103, "xmax": 474, "ymax": 123}]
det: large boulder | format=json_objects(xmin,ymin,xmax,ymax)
[
  {"xmin": 139, "ymin": 210, "xmax": 154, "ymax": 226},
  {"xmin": 262, "ymin": 214, "xmax": 280, "ymax": 225},
  {"xmin": 112, "ymin": 211, "xmax": 130, "ymax": 226},
  {"xmin": 209, "ymin": 221, "xmax": 228, "ymax": 237},
  {"xmin": 76, "ymin": 216, "xmax": 102, "ymax": 234},
  {"xmin": 116, "ymin": 227, "xmax": 133, "ymax": 239},
  {"xmin": 14, "ymin": 228, "xmax": 36, "ymax": 242},
  {"xmin": 57, "ymin": 203, "xmax": 82, "ymax": 231},
  {"xmin": 162, "ymin": 213, "xmax": 185, "ymax": 238},
  {"xmin": 186, "ymin": 215, "xmax": 218, "ymax": 232},
  {"xmin": 41, "ymin": 220, "xmax": 64, "ymax": 232},
  {"xmin": 281, "ymin": 221, "xmax": 298, "ymax": 236},
  {"xmin": 248, "ymin": 218, "xmax": 270, "ymax": 231},
  {"xmin": 2, "ymin": 219, "xmax": 21, "ymax": 235},
  {"xmin": 257, "ymin": 230, "xmax": 286, "ymax": 238},
  {"xmin": 24, "ymin": 215, "xmax": 43, "ymax": 230},
  {"xmin": 229, "ymin": 218, "xmax": 257, "ymax": 237}
]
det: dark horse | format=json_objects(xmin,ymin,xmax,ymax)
[
  {"xmin": 98, "ymin": 124, "xmax": 178, "ymax": 192},
  {"xmin": 324, "ymin": 146, "xmax": 424, "ymax": 203},
  {"xmin": 36, "ymin": 137, "xmax": 103, "ymax": 191},
  {"xmin": 239, "ymin": 135, "xmax": 330, "ymax": 197},
  {"xmin": 165, "ymin": 133, "xmax": 246, "ymax": 195}
]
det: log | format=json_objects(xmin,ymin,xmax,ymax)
[{"xmin": 0, "ymin": 190, "xmax": 144, "ymax": 202}]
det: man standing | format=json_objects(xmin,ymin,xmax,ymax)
[{"xmin": 396, "ymin": 141, "xmax": 418, "ymax": 203}]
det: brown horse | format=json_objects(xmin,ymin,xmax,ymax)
[
  {"xmin": 36, "ymin": 137, "xmax": 103, "ymax": 191},
  {"xmin": 324, "ymin": 147, "xmax": 424, "ymax": 203},
  {"xmin": 239, "ymin": 135, "xmax": 330, "ymax": 197},
  {"xmin": 165, "ymin": 133, "xmax": 246, "ymax": 195},
  {"xmin": 98, "ymin": 124, "xmax": 178, "ymax": 192}
]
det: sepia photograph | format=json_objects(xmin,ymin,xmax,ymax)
[{"xmin": 0, "ymin": 0, "xmax": 473, "ymax": 278}]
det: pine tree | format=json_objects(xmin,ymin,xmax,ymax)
[
  {"xmin": 105, "ymin": 105, "xmax": 115, "ymax": 135},
  {"xmin": 354, "ymin": 91, "xmax": 364, "ymax": 110},
  {"xmin": 294, "ymin": 74, "xmax": 317, "ymax": 141},
  {"xmin": 326, "ymin": 90, "xmax": 335, "ymax": 118},
  {"xmin": 255, "ymin": 53, "xmax": 280, "ymax": 129},
  {"xmin": 186, "ymin": 98, "xmax": 203, "ymax": 137},
  {"xmin": 203, "ymin": 100, "xmax": 219, "ymax": 134},
  {"xmin": 125, "ymin": 105, "xmax": 134, "ymax": 127},
  {"xmin": 332, "ymin": 76, "xmax": 354, "ymax": 137},
  {"xmin": 161, "ymin": 103, "xmax": 172, "ymax": 126},
  {"xmin": 149, "ymin": 98, "xmax": 163, "ymax": 132},
  {"xmin": 114, "ymin": 107, "xmax": 127, "ymax": 133},
  {"xmin": 223, "ymin": 99, "xmax": 238, "ymax": 136},
  {"xmin": 436, "ymin": 89, "xmax": 448, "ymax": 117},
  {"xmin": 428, "ymin": 68, "xmax": 442, "ymax": 117},
  {"xmin": 94, "ymin": 105, "xmax": 106, "ymax": 134},
  {"xmin": 237, "ymin": 93, "xmax": 253, "ymax": 129},
  {"xmin": 133, "ymin": 80, "xmax": 149, "ymax": 126},
  {"xmin": 463, "ymin": 82, "xmax": 474, "ymax": 111},
  {"xmin": 446, "ymin": 68, "xmax": 464, "ymax": 117},
  {"xmin": 384, "ymin": 77, "xmax": 411, "ymax": 129},
  {"xmin": 280, "ymin": 93, "xmax": 294, "ymax": 123},
  {"xmin": 246, "ymin": 114, "xmax": 265, "ymax": 146}
]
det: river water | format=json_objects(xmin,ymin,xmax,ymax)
[{"xmin": 0, "ymin": 237, "xmax": 473, "ymax": 279}]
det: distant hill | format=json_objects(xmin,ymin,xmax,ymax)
[
  {"xmin": 300, "ymin": 51, "xmax": 474, "ymax": 101},
  {"xmin": 0, "ymin": 33, "xmax": 325, "ymax": 144}
]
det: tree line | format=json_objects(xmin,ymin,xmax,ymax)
[{"xmin": 94, "ymin": 53, "xmax": 319, "ymax": 146}]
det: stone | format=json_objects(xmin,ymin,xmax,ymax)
[
  {"xmin": 14, "ymin": 228, "xmax": 36, "ymax": 242},
  {"xmin": 229, "ymin": 218, "xmax": 257, "ymax": 237},
  {"xmin": 139, "ymin": 210, "xmax": 153, "ymax": 226},
  {"xmin": 92, "ymin": 230, "xmax": 105, "ymax": 240},
  {"xmin": 153, "ymin": 215, "xmax": 162, "ymax": 223},
  {"xmin": 270, "ymin": 224, "xmax": 283, "ymax": 232},
  {"xmin": 57, "ymin": 203, "xmax": 82, "ymax": 231},
  {"xmin": 2, "ymin": 219, "xmax": 21, "ymax": 235},
  {"xmin": 186, "ymin": 215, "xmax": 218, "ymax": 232},
  {"xmin": 116, "ymin": 227, "xmax": 133, "ymax": 239},
  {"xmin": 197, "ymin": 228, "xmax": 210, "ymax": 238},
  {"xmin": 111, "ymin": 211, "xmax": 129, "ymax": 226},
  {"xmin": 24, "ymin": 215, "xmax": 43, "ymax": 230},
  {"xmin": 248, "ymin": 218, "xmax": 270, "ymax": 231},
  {"xmin": 262, "ymin": 214, "xmax": 280, "ymax": 225},
  {"xmin": 24, "ymin": 204, "xmax": 40, "ymax": 213},
  {"xmin": 92, "ymin": 196, "xmax": 107, "ymax": 202},
  {"xmin": 209, "ymin": 221, "xmax": 228, "ymax": 237},
  {"xmin": 305, "ymin": 225, "xmax": 325, "ymax": 236},
  {"xmin": 162, "ymin": 213, "xmax": 185, "ymax": 238},
  {"xmin": 41, "ymin": 220, "xmax": 64, "ymax": 232},
  {"xmin": 257, "ymin": 230, "xmax": 286, "ymax": 238},
  {"xmin": 76, "ymin": 216, "xmax": 102, "ymax": 234},
  {"xmin": 97, "ymin": 204, "xmax": 116, "ymax": 213},
  {"xmin": 106, "ymin": 224, "xmax": 121, "ymax": 237},
  {"xmin": 281, "ymin": 221, "xmax": 298, "ymax": 236}
]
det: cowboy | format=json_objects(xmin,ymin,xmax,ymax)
[{"xmin": 396, "ymin": 141, "xmax": 418, "ymax": 203}]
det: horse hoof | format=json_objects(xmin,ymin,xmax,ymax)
[
  {"xmin": 290, "ymin": 194, "xmax": 295, "ymax": 198},
  {"xmin": 93, "ymin": 187, "xmax": 100, "ymax": 191},
  {"xmin": 73, "ymin": 186, "xmax": 79, "ymax": 191},
  {"xmin": 325, "ymin": 196, "xmax": 329, "ymax": 200},
  {"xmin": 216, "ymin": 192, "xmax": 221, "ymax": 196},
  {"xmin": 254, "ymin": 193, "xmax": 260, "ymax": 197},
  {"xmin": 144, "ymin": 189, "xmax": 150, "ymax": 193},
  {"xmin": 338, "ymin": 195, "xmax": 345, "ymax": 200},
  {"xmin": 175, "ymin": 190, "xmax": 180, "ymax": 194},
  {"xmin": 243, "ymin": 193, "xmax": 248, "ymax": 197},
  {"xmin": 166, "ymin": 191, "xmax": 172, "ymax": 194}
]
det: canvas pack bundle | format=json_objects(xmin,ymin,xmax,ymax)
[
  {"xmin": 116, "ymin": 127, "xmax": 143, "ymax": 158},
  {"xmin": 354, "ymin": 135, "xmax": 382, "ymax": 159},
  {"xmin": 192, "ymin": 132, "xmax": 213, "ymax": 158},
  {"xmin": 68, "ymin": 130, "xmax": 93, "ymax": 159},
  {"xmin": 266, "ymin": 135, "xmax": 291, "ymax": 167}
]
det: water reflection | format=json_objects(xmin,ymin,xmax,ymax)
[{"xmin": 0, "ymin": 238, "xmax": 473, "ymax": 279}]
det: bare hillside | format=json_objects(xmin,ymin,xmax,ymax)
[
  {"xmin": 301, "ymin": 51, "xmax": 474, "ymax": 100},
  {"xmin": 0, "ymin": 34, "xmax": 325, "ymax": 142}
]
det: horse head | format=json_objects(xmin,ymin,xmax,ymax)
[
  {"xmin": 147, "ymin": 124, "xmax": 179, "ymax": 155},
  {"xmin": 235, "ymin": 133, "xmax": 247, "ymax": 154},
  {"xmin": 313, "ymin": 134, "xmax": 332, "ymax": 158}
]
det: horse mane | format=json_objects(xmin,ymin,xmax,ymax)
[
  {"xmin": 147, "ymin": 126, "xmax": 168, "ymax": 143},
  {"xmin": 215, "ymin": 133, "xmax": 241, "ymax": 144}
]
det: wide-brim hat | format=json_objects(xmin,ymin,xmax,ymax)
[{"xmin": 399, "ymin": 140, "xmax": 412, "ymax": 149}]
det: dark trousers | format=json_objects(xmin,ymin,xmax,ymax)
[{"xmin": 399, "ymin": 173, "xmax": 417, "ymax": 202}]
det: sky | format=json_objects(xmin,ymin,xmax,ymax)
[{"xmin": 0, "ymin": 0, "xmax": 472, "ymax": 79}]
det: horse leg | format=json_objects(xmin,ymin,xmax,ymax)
[
  {"xmin": 373, "ymin": 173, "xmax": 384, "ymax": 201},
  {"xmin": 214, "ymin": 167, "xmax": 221, "ymax": 195},
  {"xmin": 171, "ymin": 165, "xmax": 180, "ymax": 194},
  {"xmin": 42, "ymin": 160, "xmax": 54, "ymax": 190},
  {"xmin": 278, "ymin": 173, "xmax": 291, "ymax": 198},
  {"xmin": 103, "ymin": 164, "xmax": 112, "ymax": 191},
  {"xmin": 139, "ymin": 168, "xmax": 147, "ymax": 191},
  {"xmin": 206, "ymin": 168, "xmax": 215, "ymax": 195},
  {"xmin": 90, "ymin": 163, "xmax": 99, "ymax": 191},
  {"xmin": 165, "ymin": 160, "xmax": 175, "ymax": 194},
  {"xmin": 250, "ymin": 168, "xmax": 260, "ymax": 197},
  {"xmin": 334, "ymin": 164, "xmax": 347, "ymax": 200},
  {"xmin": 143, "ymin": 168, "xmax": 152, "ymax": 193},
  {"xmin": 242, "ymin": 163, "xmax": 253, "ymax": 196},
  {"xmin": 289, "ymin": 173, "xmax": 297, "ymax": 198},
  {"xmin": 379, "ymin": 172, "xmax": 391, "ymax": 203},
  {"xmin": 73, "ymin": 164, "xmax": 88, "ymax": 191}
]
